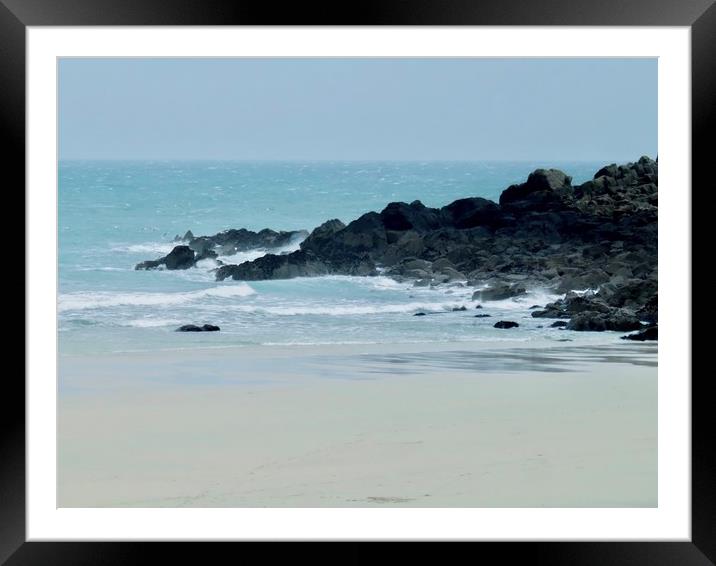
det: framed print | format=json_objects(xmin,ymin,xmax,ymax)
[{"xmin": 4, "ymin": 0, "xmax": 712, "ymax": 563}]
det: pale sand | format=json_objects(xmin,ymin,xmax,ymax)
[{"xmin": 58, "ymin": 342, "xmax": 657, "ymax": 507}]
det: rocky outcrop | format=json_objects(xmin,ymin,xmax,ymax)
[
  {"xmin": 137, "ymin": 227, "xmax": 308, "ymax": 270},
  {"xmin": 212, "ymin": 157, "xmax": 657, "ymax": 294},
  {"xmin": 140, "ymin": 157, "xmax": 659, "ymax": 335}
]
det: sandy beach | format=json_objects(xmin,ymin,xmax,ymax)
[{"xmin": 58, "ymin": 341, "xmax": 657, "ymax": 508}]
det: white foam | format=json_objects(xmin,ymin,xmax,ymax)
[
  {"xmin": 125, "ymin": 318, "xmax": 182, "ymax": 328},
  {"xmin": 220, "ymin": 239, "xmax": 303, "ymax": 263},
  {"xmin": 76, "ymin": 266, "xmax": 128, "ymax": 272},
  {"xmin": 474, "ymin": 288, "xmax": 563, "ymax": 310},
  {"xmin": 224, "ymin": 300, "xmax": 468, "ymax": 316},
  {"xmin": 112, "ymin": 242, "xmax": 176, "ymax": 255},
  {"xmin": 58, "ymin": 283, "xmax": 256, "ymax": 312}
]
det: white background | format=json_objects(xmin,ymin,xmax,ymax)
[{"xmin": 27, "ymin": 27, "xmax": 691, "ymax": 540}]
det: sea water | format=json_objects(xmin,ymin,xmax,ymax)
[{"xmin": 59, "ymin": 160, "xmax": 618, "ymax": 355}]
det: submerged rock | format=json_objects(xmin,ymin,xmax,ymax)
[
  {"xmin": 622, "ymin": 326, "xmax": 657, "ymax": 341},
  {"xmin": 176, "ymin": 324, "xmax": 221, "ymax": 332},
  {"xmin": 494, "ymin": 320, "xmax": 519, "ymax": 329}
]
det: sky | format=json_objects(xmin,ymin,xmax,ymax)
[{"xmin": 58, "ymin": 58, "xmax": 657, "ymax": 161}]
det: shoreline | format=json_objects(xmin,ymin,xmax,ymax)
[
  {"xmin": 58, "ymin": 341, "xmax": 657, "ymax": 507},
  {"xmin": 59, "ymin": 339, "xmax": 657, "ymax": 390}
]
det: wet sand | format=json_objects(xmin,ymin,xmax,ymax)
[{"xmin": 58, "ymin": 341, "xmax": 657, "ymax": 507}]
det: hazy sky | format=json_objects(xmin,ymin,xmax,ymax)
[{"xmin": 59, "ymin": 58, "xmax": 657, "ymax": 161}]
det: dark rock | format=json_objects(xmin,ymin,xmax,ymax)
[
  {"xmin": 635, "ymin": 293, "xmax": 658, "ymax": 324},
  {"xmin": 414, "ymin": 312, "xmax": 427, "ymax": 317},
  {"xmin": 212, "ymin": 228, "xmax": 309, "ymax": 256},
  {"xmin": 566, "ymin": 310, "xmax": 643, "ymax": 332},
  {"xmin": 163, "ymin": 246, "xmax": 196, "ymax": 270},
  {"xmin": 177, "ymin": 324, "xmax": 220, "ymax": 332},
  {"xmin": 215, "ymin": 250, "xmax": 340, "ymax": 281},
  {"xmin": 621, "ymin": 326, "xmax": 657, "ymax": 341},
  {"xmin": 494, "ymin": 320, "xmax": 519, "ymax": 329},
  {"xmin": 300, "ymin": 219, "xmax": 346, "ymax": 254},
  {"xmin": 135, "ymin": 245, "xmax": 195, "ymax": 270},
  {"xmin": 441, "ymin": 197, "xmax": 502, "ymax": 229},
  {"xmin": 499, "ymin": 169, "xmax": 573, "ymax": 210},
  {"xmin": 188, "ymin": 157, "xmax": 657, "ymax": 293},
  {"xmin": 550, "ymin": 320, "xmax": 568, "ymax": 328},
  {"xmin": 452, "ymin": 306, "xmax": 468, "ymax": 311},
  {"xmin": 532, "ymin": 293, "xmax": 610, "ymax": 318},
  {"xmin": 474, "ymin": 314, "xmax": 492, "ymax": 318},
  {"xmin": 134, "ymin": 258, "xmax": 163, "ymax": 270},
  {"xmin": 380, "ymin": 200, "xmax": 442, "ymax": 232}
]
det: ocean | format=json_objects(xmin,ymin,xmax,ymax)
[{"xmin": 58, "ymin": 159, "xmax": 617, "ymax": 355}]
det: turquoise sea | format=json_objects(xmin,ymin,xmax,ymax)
[{"xmin": 59, "ymin": 160, "xmax": 615, "ymax": 355}]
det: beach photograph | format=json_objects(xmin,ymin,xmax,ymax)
[{"xmin": 57, "ymin": 57, "xmax": 658, "ymax": 508}]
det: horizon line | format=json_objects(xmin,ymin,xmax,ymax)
[{"xmin": 58, "ymin": 156, "xmax": 653, "ymax": 163}]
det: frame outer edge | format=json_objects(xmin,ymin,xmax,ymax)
[
  {"xmin": 6, "ymin": 0, "xmax": 712, "ymax": 563},
  {"xmin": 691, "ymin": 1, "xmax": 716, "ymax": 564},
  {"xmin": 0, "ymin": 1, "xmax": 27, "ymax": 565}
]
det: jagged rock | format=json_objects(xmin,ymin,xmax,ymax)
[
  {"xmin": 164, "ymin": 246, "xmax": 196, "ymax": 270},
  {"xmin": 550, "ymin": 320, "xmax": 568, "ymax": 328}
]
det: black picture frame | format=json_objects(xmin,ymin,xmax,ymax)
[{"xmin": 4, "ymin": 1, "xmax": 711, "ymax": 563}]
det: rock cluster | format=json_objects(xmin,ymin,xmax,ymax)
[
  {"xmin": 214, "ymin": 157, "xmax": 657, "ymax": 296},
  {"xmin": 136, "ymin": 228, "xmax": 308, "ymax": 270},
  {"xmin": 137, "ymin": 157, "xmax": 659, "ymax": 337}
]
